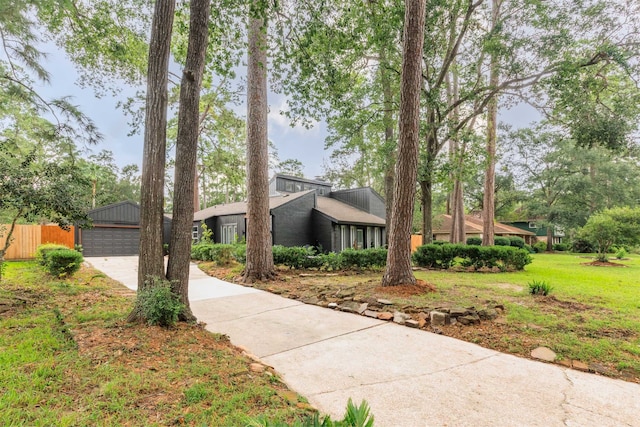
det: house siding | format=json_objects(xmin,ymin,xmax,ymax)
[
  {"xmin": 330, "ymin": 188, "xmax": 386, "ymax": 219},
  {"xmin": 271, "ymin": 192, "xmax": 316, "ymax": 246},
  {"xmin": 212, "ymin": 214, "xmax": 245, "ymax": 244},
  {"xmin": 311, "ymin": 210, "xmax": 336, "ymax": 252},
  {"xmin": 89, "ymin": 201, "xmax": 140, "ymax": 225},
  {"xmin": 272, "ymin": 175, "xmax": 332, "ymax": 196}
]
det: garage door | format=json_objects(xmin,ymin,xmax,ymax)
[{"xmin": 81, "ymin": 227, "xmax": 140, "ymax": 257}]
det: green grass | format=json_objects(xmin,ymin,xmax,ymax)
[
  {"xmin": 412, "ymin": 252, "xmax": 640, "ymax": 378},
  {"xmin": 0, "ymin": 261, "xmax": 315, "ymax": 426}
]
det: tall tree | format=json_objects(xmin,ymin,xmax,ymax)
[
  {"xmin": 481, "ymin": 0, "xmax": 501, "ymax": 245},
  {"xmin": 128, "ymin": 0, "xmax": 176, "ymax": 322},
  {"xmin": 381, "ymin": 0, "xmax": 426, "ymax": 287},
  {"xmin": 244, "ymin": 0, "xmax": 275, "ymax": 282},
  {"xmin": 166, "ymin": 0, "xmax": 211, "ymax": 322}
]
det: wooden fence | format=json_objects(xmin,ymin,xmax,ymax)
[
  {"xmin": 411, "ymin": 235, "xmax": 423, "ymax": 252},
  {"xmin": 0, "ymin": 224, "xmax": 75, "ymax": 260}
]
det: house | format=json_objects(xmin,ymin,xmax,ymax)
[
  {"xmin": 432, "ymin": 214, "xmax": 536, "ymax": 244},
  {"xmin": 502, "ymin": 220, "xmax": 565, "ymax": 245},
  {"xmin": 76, "ymin": 201, "xmax": 172, "ymax": 257},
  {"xmin": 193, "ymin": 174, "xmax": 386, "ymax": 252}
]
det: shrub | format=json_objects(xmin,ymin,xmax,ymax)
[
  {"xmin": 44, "ymin": 249, "xmax": 84, "ymax": 277},
  {"xmin": 532, "ymin": 241, "xmax": 547, "ymax": 253},
  {"xmin": 508, "ymin": 236, "xmax": 525, "ymax": 248},
  {"xmin": 272, "ymin": 245, "xmax": 314, "ymax": 269},
  {"xmin": 524, "ymin": 244, "xmax": 534, "ymax": 253},
  {"xmin": 528, "ymin": 280, "xmax": 553, "ymax": 296},
  {"xmin": 340, "ymin": 248, "xmax": 387, "ymax": 269},
  {"xmin": 571, "ymin": 238, "xmax": 594, "ymax": 253},
  {"xmin": 35, "ymin": 243, "xmax": 70, "ymax": 266},
  {"xmin": 233, "ymin": 244, "xmax": 246, "ymax": 264},
  {"xmin": 553, "ymin": 243, "xmax": 569, "ymax": 252},
  {"xmin": 466, "ymin": 236, "xmax": 482, "ymax": 245},
  {"xmin": 412, "ymin": 243, "xmax": 532, "ymax": 271},
  {"xmin": 615, "ymin": 246, "xmax": 627, "ymax": 259},
  {"xmin": 137, "ymin": 276, "xmax": 184, "ymax": 327},
  {"xmin": 494, "ymin": 236, "xmax": 511, "ymax": 246}
]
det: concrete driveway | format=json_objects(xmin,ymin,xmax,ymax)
[{"xmin": 86, "ymin": 256, "xmax": 640, "ymax": 427}]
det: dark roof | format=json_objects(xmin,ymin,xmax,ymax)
[
  {"xmin": 433, "ymin": 215, "xmax": 535, "ymax": 236},
  {"xmin": 193, "ymin": 190, "xmax": 314, "ymax": 221},
  {"xmin": 271, "ymin": 173, "xmax": 333, "ymax": 187},
  {"xmin": 314, "ymin": 197, "xmax": 385, "ymax": 226}
]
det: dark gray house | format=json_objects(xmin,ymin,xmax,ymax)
[
  {"xmin": 193, "ymin": 175, "xmax": 386, "ymax": 252},
  {"xmin": 77, "ymin": 201, "xmax": 171, "ymax": 257}
]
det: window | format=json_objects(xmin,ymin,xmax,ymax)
[
  {"xmin": 340, "ymin": 225, "xmax": 349, "ymax": 251},
  {"xmin": 350, "ymin": 226, "xmax": 357, "ymax": 249},
  {"xmin": 285, "ymin": 182, "xmax": 294, "ymax": 192},
  {"xmin": 374, "ymin": 228, "xmax": 381, "ymax": 247},
  {"xmin": 192, "ymin": 226, "xmax": 199, "ymax": 241},
  {"xmin": 221, "ymin": 224, "xmax": 237, "ymax": 244},
  {"xmin": 367, "ymin": 227, "xmax": 372, "ymax": 248},
  {"xmin": 356, "ymin": 228, "xmax": 364, "ymax": 250},
  {"xmin": 528, "ymin": 222, "xmax": 538, "ymax": 229}
]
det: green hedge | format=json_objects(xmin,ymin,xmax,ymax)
[
  {"xmin": 494, "ymin": 236, "xmax": 511, "ymax": 246},
  {"xmin": 44, "ymin": 249, "xmax": 84, "ymax": 277},
  {"xmin": 412, "ymin": 243, "xmax": 532, "ymax": 271},
  {"xmin": 191, "ymin": 243, "xmax": 245, "ymax": 265}
]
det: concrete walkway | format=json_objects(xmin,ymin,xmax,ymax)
[{"xmin": 86, "ymin": 257, "xmax": 640, "ymax": 427}]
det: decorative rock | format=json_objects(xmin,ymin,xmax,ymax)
[
  {"xmin": 377, "ymin": 312, "xmax": 393, "ymax": 321},
  {"xmin": 328, "ymin": 302, "xmax": 338, "ymax": 309},
  {"xmin": 302, "ymin": 296, "xmax": 319, "ymax": 305},
  {"xmin": 357, "ymin": 303, "xmax": 369, "ymax": 314},
  {"xmin": 457, "ymin": 315, "xmax": 480, "ymax": 325},
  {"xmin": 572, "ymin": 360, "xmax": 589, "ymax": 372},
  {"xmin": 336, "ymin": 289, "xmax": 355, "ymax": 298},
  {"xmin": 417, "ymin": 312, "xmax": 429, "ymax": 320},
  {"xmin": 405, "ymin": 319, "xmax": 419, "ymax": 328},
  {"xmin": 250, "ymin": 363, "xmax": 266, "ymax": 373},
  {"xmin": 432, "ymin": 327, "xmax": 443, "ymax": 334},
  {"xmin": 589, "ymin": 363, "xmax": 612, "ymax": 376},
  {"xmin": 478, "ymin": 308, "xmax": 498, "ymax": 320},
  {"xmin": 377, "ymin": 298, "xmax": 393, "ymax": 305},
  {"xmin": 430, "ymin": 311, "xmax": 450, "ymax": 326},
  {"xmin": 557, "ymin": 359, "xmax": 572, "ymax": 368},
  {"xmin": 531, "ymin": 346, "xmax": 556, "ymax": 362},
  {"xmin": 393, "ymin": 311, "xmax": 411, "ymax": 325},
  {"xmin": 449, "ymin": 307, "xmax": 468, "ymax": 317},
  {"xmin": 340, "ymin": 305, "xmax": 356, "ymax": 313},
  {"xmin": 363, "ymin": 310, "xmax": 379, "ymax": 319},
  {"xmin": 418, "ymin": 317, "xmax": 427, "ymax": 328}
]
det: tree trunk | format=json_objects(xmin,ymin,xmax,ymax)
[
  {"xmin": 128, "ymin": 0, "xmax": 175, "ymax": 323},
  {"xmin": 420, "ymin": 178, "xmax": 433, "ymax": 245},
  {"xmin": 381, "ymin": 48, "xmax": 396, "ymax": 229},
  {"xmin": 244, "ymin": 2, "xmax": 275, "ymax": 283},
  {"xmin": 546, "ymin": 223, "xmax": 554, "ymax": 252},
  {"xmin": 381, "ymin": 0, "xmax": 426, "ymax": 287},
  {"xmin": 166, "ymin": 0, "xmax": 211, "ymax": 323},
  {"xmin": 482, "ymin": 0, "xmax": 501, "ymax": 247}
]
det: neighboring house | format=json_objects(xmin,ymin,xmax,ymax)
[
  {"xmin": 503, "ymin": 220, "xmax": 565, "ymax": 245},
  {"xmin": 432, "ymin": 214, "xmax": 536, "ymax": 244},
  {"xmin": 193, "ymin": 174, "xmax": 386, "ymax": 252},
  {"xmin": 76, "ymin": 201, "xmax": 172, "ymax": 257}
]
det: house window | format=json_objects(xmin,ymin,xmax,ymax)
[
  {"xmin": 374, "ymin": 228, "xmax": 381, "ymax": 247},
  {"xmin": 350, "ymin": 226, "xmax": 357, "ymax": 249},
  {"xmin": 319, "ymin": 188, "xmax": 325, "ymax": 196},
  {"xmin": 221, "ymin": 224, "xmax": 237, "ymax": 244},
  {"xmin": 356, "ymin": 228, "xmax": 364, "ymax": 250},
  {"xmin": 367, "ymin": 227, "xmax": 372, "ymax": 248},
  {"xmin": 340, "ymin": 225, "xmax": 349, "ymax": 251},
  {"xmin": 528, "ymin": 222, "xmax": 537, "ymax": 229},
  {"xmin": 192, "ymin": 226, "xmax": 199, "ymax": 241},
  {"xmin": 285, "ymin": 182, "xmax": 294, "ymax": 192}
]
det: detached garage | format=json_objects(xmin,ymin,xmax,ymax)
[{"xmin": 77, "ymin": 201, "xmax": 171, "ymax": 257}]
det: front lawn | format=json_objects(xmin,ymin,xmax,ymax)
[
  {"xmin": 202, "ymin": 252, "xmax": 640, "ymax": 383},
  {"xmin": 0, "ymin": 261, "xmax": 315, "ymax": 426}
]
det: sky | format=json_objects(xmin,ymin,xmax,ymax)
[
  {"xmin": 36, "ymin": 44, "xmax": 331, "ymax": 179},
  {"xmin": 36, "ymin": 43, "xmax": 539, "ymax": 181}
]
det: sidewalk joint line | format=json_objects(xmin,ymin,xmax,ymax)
[{"xmin": 260, "ymin": 321, "xmax": 387, "ymax": 358}]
